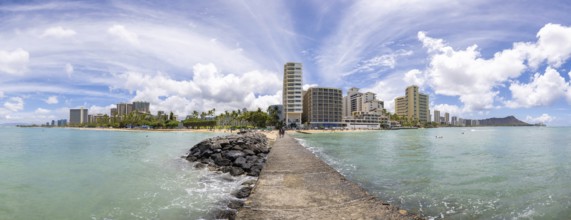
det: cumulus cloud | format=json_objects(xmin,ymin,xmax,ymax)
[
  {"xmin": 107, "ymin": 25, "xmax": 139, "ymax": 45},
  {"xmin": 506, "ymin": 67, "xmax": 569, "ymax": 108},
  {"xmin": 526, "ymin": 113, "xmax": 554, "ymax": 124},
  {"xmin": 419, "ymin": 31, "xmax": 526, "ymax": 111},
  {"xmin": 65, "ymin": 63, "xmax": 73, "ymax": 78},
  {"xmin": 3, "ymin": 97, "xmax": 24, "ymax": 112},
  {"xmin": 517, "ymin": 23, "xmax": 571, "ymax": 69},
  {"xmin": 403, "ymin": 69, "xmax": 425, "ymax": 87},
  {"xmin": 41, "ymin": 26, "xmax": 76, "ymax": 38},
  {"xmin": 418, "ymin": 23, "xmax": 571, "ymax": 111},
  {"xmin": 112, "ymin": 63, "xmax": 282, "ymax": 116},
  {"xmin": 45, "ymin": 96, "xmax": 59, "ymax": 104},
  {"xmin": 432, "ymin": 104, "xmax": 463, "ymax": 117},
  {"xmin": 0, "ymin": 49, "xmax": 30, "ymax": 75}
]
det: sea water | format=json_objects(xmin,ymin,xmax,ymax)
[
  {"xmin": 0, "ymin": 127, "xmax": 249, "ymax": 219},
  {"xmin": 293, "ymin": 127, "xmax": 571, "ymax": 219}
]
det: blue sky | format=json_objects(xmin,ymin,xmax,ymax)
[{"xmin": 1, "ymin": 0, "xmax": 571, "ymax": 125}]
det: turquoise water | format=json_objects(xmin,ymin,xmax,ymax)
[
  {"xmin": 0, "ymin": 127, "xmax": 250, "ymax": 219},
  {"xmin": 293, "ymin": 127, "xmax": 571, "ymax": 219}
]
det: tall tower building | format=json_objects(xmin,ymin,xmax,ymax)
[
  {"xmin": 434, "ymin": 110, "xmax": 441, "ymax": 123},
  {"xmin": 394, "ymin": 85, "xmax": 430, "ymax": 124},
  {"xmin": 133, "ymin": 101, "xmax": 150, "ymax": 114},
  {"xmin": 117, "ymin": 103, "xmax": 133, "ymax": 116},
  {"xmin": 69, "ymin": 107, "xmax": 88, "ymax": 125},
  {"xmin": 444, "ymin": 112, "xmax": 450, "ymax": 124},
  {"xmin": 283, "ymin": 62, "xmax": 303, "ymax": 128}
]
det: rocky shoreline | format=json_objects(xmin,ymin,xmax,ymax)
[{"xmin": 185, "ymin": 131, "xmax": 270, "ymax": 219}]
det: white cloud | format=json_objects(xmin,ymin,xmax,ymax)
[
  {"xmin": 518, "ymin": 23, "xmax": 571, "ymax": 69},
  {"xmin": 526, "ymin": 113, "xmax": 554, "ymax": 124},
  {"xmin": 111, "ymin": 63, "xmax": 282, "ymax": 116},
  {"xmin": 65, "ymin": 63, "xmax": 73, "ymax": 78},
  {"xmin": 418, "ymin": 24, "xmax": 571, "ymax": 111},
  {"xmin": 3, "ymin": 97, "xmax": 24, "ymax": 112},
  {"xmin": 303, "ymin": 84, "xmax": 318, "ymax": 90},
  {"xmin": 349, "ymin": 50, "xmax": 413, "ymax": 76},
  {"xmin": 419, "ymin": 31, "xmax": 527, "ymax": 111},
  {"xmin": 41, "ymin": 26, "xmax": 77, "ymax": 38},
  {"xmin": 432, "ymin": 104, "xmax": 463, "ymax": 117},
  {"xmin": 45, "ymin": 96, "xmax": 59, "ymax": 104},
  {"xmin": 107, "ymin": 25, "xmax": 139, "ymax": 45},
  {"xmin": 35, "ymin": 108, "xmax": 51, "ymax": 114},
  {"xmin": 0, "ymin": 91, "xmax": 4, "ymax": 99},
  {"xmin": 403, "ymin": 69, "xmax": 425, "ymax": 87},
  {"xmin": 506, "ymin": 67, "xmax": 569, "ymax": 108},
  {"xmin": 0, "ymin": 49, "xmax": 30, "ymax": 75}
]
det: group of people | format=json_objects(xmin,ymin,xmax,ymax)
[{"xmin": 278, "ymin": 127, "xmax": 286, "ymax": 138}]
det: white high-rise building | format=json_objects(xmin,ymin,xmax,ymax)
[{"xmin": 283, "ymin": 62, "xmax": 303, "ymax": 128}]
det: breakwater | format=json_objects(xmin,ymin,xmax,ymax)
[{"xmin": 236, "ymin": 134, "xmax": 420, "ymax": 220}]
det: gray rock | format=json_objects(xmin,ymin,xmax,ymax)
[
  {"xmin": 228, "ymin": 199, "xmax": 244, "ymax": 209},
  {"xmin": 234, "ymin": 157, "xmax": 246, "ymax": 166},
  {"xmin": 229, "ymin": 167, "xmax": 245, "ymax": 176},
  {"xmin": 224, "ymin": 150, "xmax": 245, "ymax": 160},
  {"xmin": 233, "ymin": 186, "xmax": 252, "ymax": 198},
  {"xmin": 243, "ymin": 149, "xmax": 255, "ymax": 155},
  {"xmin": 215, "ymin": 158, "xmax": 232, "ymax": 166}
]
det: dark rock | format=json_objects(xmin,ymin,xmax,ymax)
[
  {"xmin": 212, "ymin": 209, "xmax": 236, "ymax": 220},
  {"xmin": 231, "ymin": 145, "xmax": 243, "ymax": 151},
  {"xmin": 228, "ymin": 199, "xmax": 244, "ymax": 209},
  {"xmin": 194, "ymin": 163, "xmax": 206, "ymax": 169},
  {"xmin": 234, "ymin": 157, "xmax": 246, "ymax": 166},
  {"xmin": 229, "ymin": 167, "xmax": 245, "ymax": 176},
  {"xmin": 241, "ymin": 162, "xmax": 252, "ymax": 171},
  {"xmin": 215, "ymin": 158, "xmax": 232, "ymax": 166},
  {"xmin": 241, "ymin": 179, "xmax": 257, "ymax": 186},
  {"xmin": 248, "ymin": 165, "xmax": 263, "ymax": 176},
  {"xmin": 221, "ymin": 166, "xmax": 233, "ymax": 173},
  {"xmin": 233, "ymin": 186, "xmax": 252, "ymax": 199},
  {"xmin": 224, "ymin": 150, "xmax": 245, "ymax": 160},
  {"xmin": 243, "ymin": 149, "xmax": 255, "ymax": 155},
  {"xmin": 186, "ymin": 156, "xmax": 198, "ymax": 162}
]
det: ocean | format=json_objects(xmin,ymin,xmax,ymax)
[
  {"xmin": 0, "ymin": 127, "xmax": 251, "ymax": 219},
  {"xmin": 2, "ymin": 126, "xmax": 570, "ymax": 219},
  {"xmin": 292, "ymin": 127, "xmax": 571, "ymax": 219}
]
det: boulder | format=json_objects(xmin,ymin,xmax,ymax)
[
  {"xmin": 215, "ymin": 158, "xmax": 232, "ymax": 166},
  {"xmin": 233, "ymin": 186, "xmax": 252, "ymax": 199},
  {"xmin": 229, "ymin": 167, "xmax": 245, "ymax": 176},
  {"xmin": 224, "ymin": 150, "xmax": 245, "ymax": 161},
  {"xmin": 227, "ymin": 199, "xmax": 244, "ymax": 209}
]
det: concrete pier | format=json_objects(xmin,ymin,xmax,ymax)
[{"xmin": 237, "ymin": 134, "xmax": 420, "ymax": 220}]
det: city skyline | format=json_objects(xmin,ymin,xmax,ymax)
[{"xmin": 1, "ymin": 1, "xmax": 571, "ymax": 125}]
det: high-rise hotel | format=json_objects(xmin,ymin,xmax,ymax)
[
  {"xmin": 394, "ymin": 85, "xmax": 430, "ymax": 124},
  {"xmin": 283, "ymin": 62, "xmax": 303, "ymax": 128}
]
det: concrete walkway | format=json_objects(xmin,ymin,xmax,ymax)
[{"xmin": 237, "ymin": 134, "xmax": 420, "ymax": 220}]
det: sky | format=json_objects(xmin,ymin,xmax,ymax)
[{"xmin": 1, "ymin": 0, "xmax": 571, "ymax": 126}]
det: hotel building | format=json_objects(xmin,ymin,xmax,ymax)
[
  {"xmin": 302, "ymin": 87, "xmax": 343, "ymax": 128},
  {"xmin": 434, "ymin": 110, "xmax": 440, "ymax": 123},
  {"xmin": 394, "ymin": 85, "xmax": 430, "ymax": 124},
  {"xmin": 69, "ymin": 108, "xmax": 88, "ymax": 125},
  {"xmin": 341, "ymin": 87, "xmax": 387, "ymax": 129},
  {"xmin": 133, "ymin": 101, "xmax": 150, "ymax": 114},
  {"xmin": 283, "ymin": 62, "xmax": 303, "ymax": 128}
]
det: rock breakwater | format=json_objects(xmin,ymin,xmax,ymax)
[
  {"xmin": 186, "ymin": 132, "xmax": 269, "ymax": 177},
  {"xmin": 185, "ymin": 132, "xmax": 270, "ymax": 219}
]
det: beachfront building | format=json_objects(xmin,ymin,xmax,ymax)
[
  {"xmin": 341, "ymin": 87, "xmax": 387, "ymax": 129},
  {"xmin": 283, "ymin": 62, "xmax": 303, "ymax": 128},
  {"xmin": 69, "ymin": 108, "xmax": 88, "ymax": 125},
  {"xmin": 117, "ymin": 103, "xmax": 133, "ymax": 116},
  {"xmin": 133, "ymin": 101, "xmax": 150, "ymax": 114},
  {"xmin": 267, "ymin": 104, "xmax": 285, "ymax": 123},
  {"xmin": 451, "ymin": 116, "xmax": 457, "ymax": 125},
  {"xmin": 394, "ymin": 85, "xmax": 430, "ymax": 124},
  {"xmin": 434, "ymin": 110, "xmax": 441, "ymax": 124},
  {"xmin": 445, "ymin": 113, "xmax": 450, "ymax": 125},
  {"xmin": 302, "ymin": 87, "xmax": 343, "ymax": 128},
  {"xmin": 57, "ymin": 119, "xmax": 67, "ymax": 127}
]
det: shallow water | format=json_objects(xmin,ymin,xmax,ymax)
[
  {"xmin": 0, "ymin": 127, "xmax": 248, "ymax": 219},
  {"xmin": 293, "ymin": 127, "xmax": 571, "ymax": 219}
]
